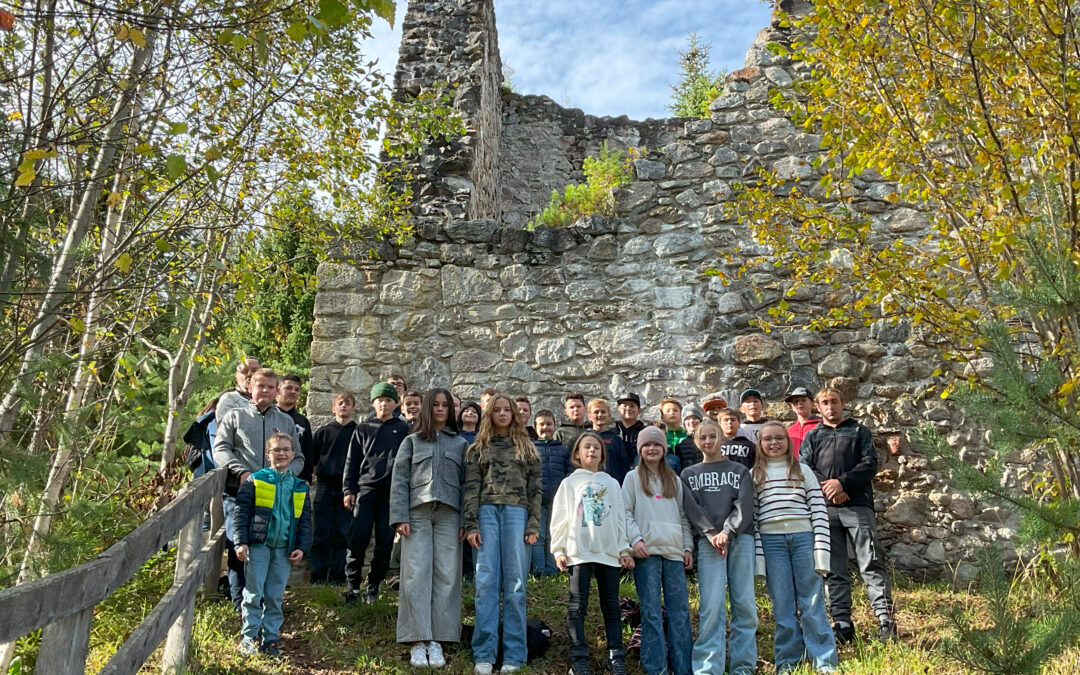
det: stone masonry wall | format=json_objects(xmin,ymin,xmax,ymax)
[{"xmin": 309, "ymin": 0, "xmax": 1021, "ymax": 579}]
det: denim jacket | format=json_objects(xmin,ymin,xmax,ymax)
[{"xmin": 389, "ymin": 429, "xmax": 468, "ymax": 526}]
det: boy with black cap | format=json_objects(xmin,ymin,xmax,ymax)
[
  {"xmin": 342, "ymin": 381, "xmax": 411, "ymax": 604},
  {"xmin": 615, "ymin": 392, "xmax": 646, "ymax": 451},
  {"xmin": 736, "ymin": 388, "xmax": 768, "ymax": 445},
  {"xmin": 785, "ymin": 386, "xmax": 820, "ymax": 458}
]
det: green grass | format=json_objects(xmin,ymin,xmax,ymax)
[{"xmin": 52, "ymin": 562, "xmax": 1080, "ymax": 674}]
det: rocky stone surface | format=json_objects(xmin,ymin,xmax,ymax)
[{"xmin": 309, "ymin": 0, "xmax": 1017, "ymax": 577}]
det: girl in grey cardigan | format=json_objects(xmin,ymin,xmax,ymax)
[{"xmin": 389, "ymin": 388, "xmax": 468, "ymax": 669}]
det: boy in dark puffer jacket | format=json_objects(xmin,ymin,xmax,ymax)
[
  {"xmin": 531, "ymin": 409, "xmax": 571, "ymax": 576},
  {"xmin": 233, "ymin": 433, "xmax": 312, "ymax": 658}
]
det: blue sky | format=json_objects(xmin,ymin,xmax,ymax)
[{"xmin": 366, "ymin": 1, "xmax": 775, "ymax": 120}]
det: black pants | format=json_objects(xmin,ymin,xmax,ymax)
[
  {"xmin": 345, "ymin": 489, "xmax": 393, "ymax": 592},
  {"xmin": 568, "ymin": 562, "xmax": 623, "ymax": 658},
  {"xmin": 309, "ymin": 483, "xmax": 351, "ymax": 583}
]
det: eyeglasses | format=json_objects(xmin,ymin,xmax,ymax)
[{"xmin": 760, "ymin": 436, "xmax": 788, "ymax": 443}]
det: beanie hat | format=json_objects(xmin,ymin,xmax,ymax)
[
  {"xmin": 637, "ymin": 426, "xmax": 668, "ymax": 453},
  {"xmin": 683, "ymin": 404, "xmax": 705, "ymax": 424},
  {"xmin": 371, "ymin": 381, "xmax": 400, "ymax": 403}
]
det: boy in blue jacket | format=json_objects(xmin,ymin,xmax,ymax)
[
  {"xmin": 531, "ymin": 409, "xmax": 571, "ymax": 576},
  {"xmin": 233, "ymin": 433, "xmax": 313, "ymax": 658}
]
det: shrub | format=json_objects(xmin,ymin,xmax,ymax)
[{"xmin": 529, "ymin": 142, "xmax": 631, "ymax": 229}]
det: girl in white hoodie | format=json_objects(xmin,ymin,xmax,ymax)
[
  {"xmin": 752, "ymin": 422, "xmax": 837, "ymax": 673},
  {"xmin": 622, "ymin": 425, "xmax": 693, "ymax": 675},
  {"xmin": 551, "ymin": 431, "xmax": 635, "ymax": 675}
]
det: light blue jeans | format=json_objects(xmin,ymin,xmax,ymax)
[
  {"xmin": 761, "ymin": 531, "xmax": 837, "ymax": 672},
  {"xmin": 242, "ymin": 545, "xmax": 291, "ymax": 643},
  {"xmin": 530, "ymin": 504, "xmax": 558, "ymax": 576},
  {"xmin": 633, "ymin": 555, "xmax": 692, "ymax": 675},
  {"xmin": 473, "ymin": 504, "xmax": 529, "ymax": 667},
  {"xmin": 694, "ymin": 534, "xmax": 757, "ymax": 674}
]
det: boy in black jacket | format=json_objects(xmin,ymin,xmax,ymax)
[
  {"xmin": 308, "ymin": 393, "xmax": 357, "ymax": 585},
  {"xmin": 801, "ymin": 387, "xmax": 896, "ymax": 643},
  {"xmin": 343, "ymin": 382, "xmax": 411, "ymax": 604}
]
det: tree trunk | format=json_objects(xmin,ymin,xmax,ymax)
[{"xmin": 0, "ymin": 2, "xmax": 165, "ymax": 441}]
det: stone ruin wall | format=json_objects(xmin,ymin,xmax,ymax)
[{"xmin": 308, "ymin": 0, "xmax": 1024, "ymax": 579}]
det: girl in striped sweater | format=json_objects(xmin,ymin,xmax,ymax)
[{"xmin": 752, "ymin": 422, "xmax": 838, "ymax": 673}]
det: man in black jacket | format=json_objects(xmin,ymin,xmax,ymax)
[
  {"xmin": 342, "ymin": 382, "xmax": 411, "ymax": 604},
  {"xmin": 801, "ymin": 387, "xmax": 896, "ymax": 643}
]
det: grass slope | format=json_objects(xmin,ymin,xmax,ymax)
[{"xmin": 135, "ymin": 571, "xmax": 1080, "ymax": 674}]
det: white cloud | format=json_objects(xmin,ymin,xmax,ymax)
[{"xmin": 363, "ymin": 0, "xmax": 774, "ymax": 119}]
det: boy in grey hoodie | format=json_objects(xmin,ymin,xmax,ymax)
[{"xmin": 212, "ymin": 368, "xmax": 302, "ymax": 612}]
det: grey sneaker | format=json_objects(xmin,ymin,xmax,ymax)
[{"xmin": 238, "ymin": 636, "xmax": 258, "ymax": 656}]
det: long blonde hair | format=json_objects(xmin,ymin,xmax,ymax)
[
  {"xmin": 636, "ymin": 444, "xmax": 678, "ymax": 499},
  {"xmin": 469, "ymin": 394, "xmax": 538, "ymax": 464},
  {"xmin": 751, "ymin": 421, "xmax": 802, "ymax": 488}
]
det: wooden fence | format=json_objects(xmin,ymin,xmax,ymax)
[{"xmin": 0, "ymin": 467, "xmax": 227, "ymax": 674}]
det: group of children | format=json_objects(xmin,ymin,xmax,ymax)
[{"xmin": 231, "ymin": 380, "xmax": 894, "ymax": 674}]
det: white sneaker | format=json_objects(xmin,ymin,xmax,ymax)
[
  {"xmin": 474, "ymin": 663, "xmax": 494, "ymax": 674},
  {"xmin": 410, "ymin": 643, "xmax": 428, "ymax": 667},
  {"xmin": 500, "ymin": 666, "xmax": 521, "ymax": 673},
  {"xmin": 427, "ymin": 641, "xmax": 445, "ymax": 668}
]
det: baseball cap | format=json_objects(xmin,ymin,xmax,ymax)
[
  {"xmin": 785, "ymin": 386, "xmax": 812, "ymax": 403},
  {"xmin": 616, "ymin": 392, "xmax": 642, "ymax": 407},
  {"xmin": 739, "ymin": 388, "xmax": 762, "ymax": 403},
  {"xmin": 702, "ymin": 397, "xmax": 728, "ymax": 411}
]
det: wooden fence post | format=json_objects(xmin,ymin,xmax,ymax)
[
  {"xmin": 201, "ymin": 490, "xmax": 223, "ymax": 596},
  {"xmin": 35, "ymin": 606, "xmax": 94, "ymax": 675},
  {"xmin": 161, "ymin": 513, "xmax": 200, "ymax": 674}
]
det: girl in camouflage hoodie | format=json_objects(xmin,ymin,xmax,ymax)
[{"xmin": 463, "ymin": 394, "xmax": 542, "ymax": 674}]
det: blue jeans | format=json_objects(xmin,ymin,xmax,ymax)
[
  {"xmin": 633, "ymin": 555, "xmax": 692, "ymax": 675},
  {"xmin": 761, "ymin": 531, "xmax": 837, "ymax": 671},
  {"xmin": 530, "ymin": 505, "xmax": 558, "ymax": 576},
  {"xmin": 223, "ymin": 496, "xmax": 246, "ymax": 611},
  {"xmin": 242, "ymin": 545, "xmax": 291, "ymax": 643},
  {"xmin": 694, "ymin": 534, "xmax": 757, "ymax": 674},
  {"xmin": 473, "ymin": 504, "xmax": 529, "ymax": 667}
]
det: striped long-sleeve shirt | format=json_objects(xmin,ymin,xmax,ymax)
[{"xmin": 753, "ymin": 458, "xmax": 830, "ymax": 577}]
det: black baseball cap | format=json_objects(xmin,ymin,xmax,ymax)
[
  {"xmin": 739, "ymin": 388, "xmax": 762, "ymax": 403},
  {"xmin": 616, "ymin": 392, "xmax": 642, "ymax": 407},
  {"xmin": 785, "ymin": 386, "xmax": 812, "ymax": 402}
]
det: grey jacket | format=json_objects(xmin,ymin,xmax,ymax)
[
  {"xmin": 389, "ymin": 429, "xmax": 468, "ymax": 526},
  {"xmin": 213, "ymin": 401, "xmax": 303, "ymax": 494}
]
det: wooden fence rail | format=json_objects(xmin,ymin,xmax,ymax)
[{"xmin": 0, "ymin": 467, "xmax": 227, "ymax": 674}]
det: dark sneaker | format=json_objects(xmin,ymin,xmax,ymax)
[
  {"xmin": 259, "ymin": 640, "xmax": 281, "ymax": 658},
  {"xmin": 569, "ymin": 656, "xmax": 592, "ymax": 675},
  {"xmin": 877, "ymin": 619, "xmax": 899, "ymax": 642},
  {"xmin": 343, "ymin": 590, "xmax": 360, "ymax": 606},
  {"xmin": 606, "ymin": 649, "xmax": 627, "ymax": 675},
  {"xmin": 833, "ymin": 621, "xmax": 857, "ymax": 645},
  {"xmin": 362, "ymin": 586, "xmax": 378, "ymax": 605}
]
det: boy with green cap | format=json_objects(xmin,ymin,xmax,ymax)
[{"xmin": 342, "ymin": 381, "xmax": 412, "ymax": 604}]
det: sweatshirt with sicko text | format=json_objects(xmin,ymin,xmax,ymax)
[{"xmin": 680, "ymin": 459, "xmax": 754, "ymax": 542}]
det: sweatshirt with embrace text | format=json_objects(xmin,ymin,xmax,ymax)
[{"xmin": 679, "ymin": 459, "xmax": 754, "ymax": 542}]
